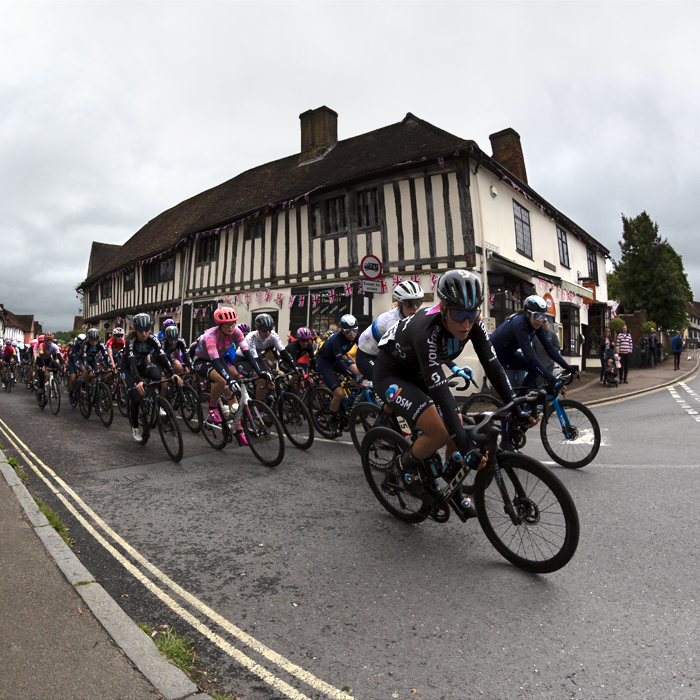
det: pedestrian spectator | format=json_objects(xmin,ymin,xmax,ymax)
[
  {"xmin": 598, "ymin": 328, "xmax": 614, "ymax": 383},
  {"xmin": 672, "ymin": 332, "xmax": 684, "ymax": 370},
  {"xmin": 648, "ymin": 331, "xmax": 658, "ymax": 368},
  {"xmin": 639, "ymin": 333, "xmax": 649, "ymax": 368},
  {"xmin": 603, "ymin": 357, "xmax": 619, "ymax": 387},
  {"xmin": 616, "ymin": 324, "xmax": 633, "ymax": 383}
]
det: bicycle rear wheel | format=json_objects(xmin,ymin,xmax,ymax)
[
  {"xmin": 117, "ymin": 381, "xmax": 129, "ymax": 417},
  {"xmin": 79, "ymin": 385, "xmax": 91, "ymax": 418},
  {"xmin": 242, "ymin": 399, "xmax": 284, "ymax": 467},
  {"xmin": 198, "ymin": 393, "xmax": 228, "ymax": 450},
  {"xmin": 360, "ymin": 427, "xmax": 429, "ymax": 524},
  {"xmin": 278, "ymin": 393, "xmax": 314, "ymax": 450},
  {"xmin": 307, "ymin": 386, "xmax": 336, "ymax": 439},
  {"xmin": 157, "ymin": 397, "xmax": 183, "ymax": 462},
  {"xmin": 540, "ymin": 399, "xmax": 600, "ymax": 469},
  {"xmin": 96, "ymin": 382, "xmax": 113, "ymax": 427},
  {"xmin": 474, "ymin": 452, "xmax": 579, "ymax": 573},
  {"xmin": 180, "ymin": 384, "xmax": 201, "ymax": 433},
  {"xmin": 48, "ymin": 377, "xmax": 60, "ymax": 415},
  {"xmin": 461, "ymin": 393, "xmax": 502, "ymax": 421},
  {"xmin": 349, "ymin": 402, "xmax": 381, "ymax": 454}
]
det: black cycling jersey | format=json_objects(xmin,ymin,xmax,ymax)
[
  {"xmin": 489, "ymin": 312, "xmax": 575, "ymax": 385},
  {"xmin": 317, "ymin": 332, "xmax": 356, "ymax": 363},
  {"xmin": 80, "ymin": 341, "xmax": 107, "ymax": 367},
  {"xmin": 123, "ymin": 334, "xmax": 173, "ymax": 381},
  {"xmin": 163, "ymin": 338, "xmax": 193, "ymax": 368},
  {"xmin": 286, "ymin": 339, "xmax": 317, "ymax": 365},
  {"xmin": 377, "ymin": 304, "xmax": 515, "ymax": 454}
]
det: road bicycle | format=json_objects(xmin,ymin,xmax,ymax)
[
  {"xmin": 198, "ymin": 377, "xmax": 284, "ymax": 467},
  {"xmin": 361, "ymin": 386, "xmax": 580, "ymax": 573},
  {"xmin": 461, "ymin": 372, "xmax": 600, "ymax": 469},
  {"xmin": 266, "ymin": 370, "xmax": 314, "ymax": 450},
  {"xmin": 77, "ymin": 370, "xmax": 114, "ymax": 427},
  {"xmin": 104, "ymin": 370, "xmax": 129, "ymax": 418},
  {"xmin": 164, "ymin": 370, "xmax": 202, "ymax": 433},
  {"xmin": 33, "ymin": 366, "xmax": 61, "ymax": 415},
  {"xmin": 2, "ymin": 362, "xmax": 15, "ymax": 393},
  {"xmin": 130, "ymin": 378, "xmax": 184, "ymax": 463}
]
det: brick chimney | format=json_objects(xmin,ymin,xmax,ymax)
[
  {"xmin": 299, "ymin": 106, "xmax": 338, "ymax": 164},
  {"xmin": 489, "ymin": 128, "xmax": 528, "ymax": 184}
]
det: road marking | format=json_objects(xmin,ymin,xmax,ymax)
[
  {"xmin": 593, "ymin": 372, "xmax": 699, "ymax": 407},
  {"xmin": 0, "ymin": 418, "xmax": 354, "ymax": 700},
  {"xmin": 667, "ymin": 387, "xmax": 700, "ymax": 422}
]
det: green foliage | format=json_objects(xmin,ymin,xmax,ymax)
[
  {"xmin": 33, "ymin": 497, "xmax": 74, "ymax": 547},
  {"xmin": 53, "ymin": 331, "xmax": 75, "ymax": 344},
  {"xmin": 611, "ymin": 317, "xmax": 625, "ymax": 334},
  {"xmin": 607, "ymin": 271, "xmax": 621, "ymax": 301},
  {"xmin": 642, "ymin": 321, "xmax": 657, "ymax": 333},
  {"xmin": 614, "ymin": 212, "xmax": 692, "ymax": 331}
]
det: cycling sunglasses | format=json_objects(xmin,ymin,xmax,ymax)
[
  {"xmin": 530, "ymin": 311, "xmax": 548, "ymax": 321},
  {"xmin": 343, "ymin": 328, "xmax": 358, "ymax": 335},
  {"xmin": 258, "ymin": 326, "xmax": 273, "ymax": 332},
  {"xmin": 403, "ymin": 300, "xmax": 423, "ymax": 309},
  {"xmin": 448, "ymin": 307, "xmax": 481, "ymax": 323}
]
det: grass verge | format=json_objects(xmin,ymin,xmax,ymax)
[
  {"xmin": 8, "ymin": 455, "xmax": 29, "ymax": 480},
  {"xmin": 33, "ymin": 497, "xmax": 74, "ymax": 547}
]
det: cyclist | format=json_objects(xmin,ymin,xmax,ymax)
[
  {"xmin": 80, "ymin": 329, "xmax": 108, "ymax": 389},
  {"xmin": 315, "ymin": 314, "xmax": 365, "ymax": 434},
  {"xmin": 282, "ymin": 327, "xmax": 317, "ymax": 388},
  {"xmin": 193, "ymin": 307, "xmax": 262, "ymax": 443},
  {"xmin": 234, "ymin": 314, "xmax": 300, "ymax": 401},
  {"xmin": 35, "ymin": 333, "xmax": 64, "ymax": 402},
  {"xmin": 374, "ymin": 269, "xmax": 535, "ymax": 514},
  {"xmin": 105, "ymin": 328, "xmax": 125, "ymax": 382},
  {"xmin": 123, "ymin": 313, "xmax": 181, "ymax": 443},
  {"xmin": 157, "ymin": 318, "xmax": 176, "ymax": 342},
  {"xmin": 2, "ymin": 340, "xmax": 17, "ymax": 387},
  {"xmin": 67, "ymin": 334, "xmax": 86, "ymax": 405}
]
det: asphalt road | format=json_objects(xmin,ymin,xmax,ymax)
[{"xmin": 1, "ymin": 375, "xmax": 699, "ymax": 700}]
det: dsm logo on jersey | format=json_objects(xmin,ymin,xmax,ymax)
[{"xmin": 385, "ymin": 384, "xmax": 402, "ymax": 403}]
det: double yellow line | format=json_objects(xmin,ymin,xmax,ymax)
[{"xmin": 0, "ymin": 417, "xmax": 354, "ymax": 700}]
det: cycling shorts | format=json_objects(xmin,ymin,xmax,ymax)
[
  {"xmin": 122, "ymin": 361, "xmax": 162, "ymax": 392},
  {"xmin": 315, "ymin": 357, "xmax": 354, "ymax": 392},
  {"xmin": 236, "ymin": 357, "xmax": 273, "ymax": 379},
  {"xmin": 373, "ymin": 355, "xmax": 434, "ymax": 428},
  {"xmin": 355, "ymin": 348, "xmax": 376, "ymax": 383},
  {"xmin": 193, "ymin": 357, "xmax": 239, "ymax": 380}
]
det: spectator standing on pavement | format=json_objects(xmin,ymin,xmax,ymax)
[
  {"xmin": 672, "ymin": 332, "xmax": 684, "ymax": 370},
  {"xmin": 648, "ymin": 331, "xmax": 658, "ymax": 368},
  {"xmin": 616, "ymin": 324, "xmax": 633, "ymax": 383},
  {"xmin": 598, "ymin": 328, "xmax": 614, "ymax": 383}
]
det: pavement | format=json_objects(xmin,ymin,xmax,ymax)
[{"xmin": 0, "ymin": 352, "xmax": 697, "ymax": 700}]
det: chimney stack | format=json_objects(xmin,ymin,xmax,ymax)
[
  {"xmin": 299, "ymin": 106, "xmax": 338, "ymax": 164},
  {"xmin": 489, "ymin": 128, "xmax": 528, "ymax": 184}
]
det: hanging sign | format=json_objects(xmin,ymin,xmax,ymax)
[
  {"xmin": 362, "ymin": 279, "xmax": 383, "ymax": 294},
  {"xmin": 361, "ymin": 254, "xmax": 382, "ymax": 280}
]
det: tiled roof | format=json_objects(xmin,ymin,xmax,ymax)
[
  {"xmin": 87, "ymin": 242, "xmax": 122, "ymax": 278},
  {"xmin": 3, "ymin": 311, "xmax": 33, "ymax": 332}
]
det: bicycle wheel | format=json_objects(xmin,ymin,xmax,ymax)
[
  {"xmin": 242, "ymin": 399, "xmax": 284, "ymax": 467},
  {"xmin": 157, "ymin": 397, "xmax": 183, "ymax": 462},
  {"xmin": 79, "ymin": 385, "xmax": 92, "ymax": 418},
  {"xmin": 7, "ymin": 372, "xmax": 14, "ymax": 393},
  {"xmin": 117, "ymin": 382, "xmax": 129, "ymax": 417},
  {"xmin": 48, "ymin": 377, "xmax": 61, "ymax": 415},
  {"xmin": 198, "ymin": 393, "xmax": 228, "ymax": 450},
  {"xmin": 540, "ymin": 399, "xmax": 601, "ymax": 469},
  {"xmin": 96, "ymin": 382, "xmax": 113, "ymax": 427},
  {"xmin": 307, "ymin": 386, "xmax": 337, "ymax": 439},
  {"xmin": 278, "ymin": 392, "xmax": 314, "ymax": 450},
  {"xmin": 461, "ymin": 393, "xmax": 502, "ymax": 421},
  {"xmin": 361, "ymin": 427, "xmax": 430, "ymax": 524},
  {"xmin": 349, "ymin": 402, "xmax": 381, "ymax": 454},
  {"xmin": 180, "ymin": 384, "xmax": 201, "ymax": 433},
  {"xmin": 474, "ymin": 452, "xmax": 580, "ymax": 573}
]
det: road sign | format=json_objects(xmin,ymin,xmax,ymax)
[
  {"xmin": 362, "ymin": 279, "xmax": 383, "ymax": 293},
  {"xmin": 361, "ymin": 254, "xmax": 382, "ymax": 280}
]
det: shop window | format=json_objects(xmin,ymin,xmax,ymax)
[{"xmin": 560, "ymin": 304, "xmax": 580, "ymax": 356}]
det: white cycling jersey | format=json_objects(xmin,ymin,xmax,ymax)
[
  {"xmin": 235, "ymin": 330, "xmax": 286, "ymax": 358},
  {"xmin": 357, "ymin": 307, "xmax": 403, "ymax": 356}
]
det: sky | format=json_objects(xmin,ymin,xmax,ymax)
[{"xmin": 1, "ymin": 1, "xmax": 699, "ymax": 331}]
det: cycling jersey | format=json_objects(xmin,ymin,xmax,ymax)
[
  {"xmin": 80, "ymin": 340, "xmax": 108, "ymax": 368},
  {"xmin": 163, "ymin": 337, "xmax": 193, "ymax": 368},
  {"xmin": 36, "ymin": 342, "xmax": 62, "ymax": 361},
  {"xmin": 357, "ymin": 307, "xmax": 403, "ymax": 356},
  {"xmin": 196, "ymin": 326, "xmax": 260, "ymax": 384},
  {"xmin": 106, "ymin": 337, "xmax": 125, "ymax": 351},
  {"xmin": 2, "ymin": 346, "xmax": 16, "ymax": 361},
  {"xmin": 489, "ymin": 312, "xmax": 575, "ymax": 385},
  {"xmin": 376, "ymin": 304, "xmax": 515, "ymax": 455},
  {"xmin": 316, "ymin": 331, "xmax": 357, "ymax": 364},
  {"xmin": 235, "ymin": 330, "xmax": 295, "ymax": 370},
  {"xmin": 285, "ymin": 339, "xmax": 317, "ymax": 366},
  {"xmin": 123, "ymin": 334, "xmax": 173, "ymax": 381}
]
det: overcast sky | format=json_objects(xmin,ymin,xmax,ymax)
[{"xmin": 1, "ymin": 1, "xmax": 699, "ymax": 331}]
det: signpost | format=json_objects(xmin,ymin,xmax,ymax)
[{"xmin": 361, "ymin": 254, "xmax": 382, "ymax": 280}]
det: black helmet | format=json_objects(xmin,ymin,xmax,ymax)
[
  {"xmin": 340, "ymin": 314, "xmax": 358, "ymax": 332},
  {"xmin": 436, "ymin": 270, "xmax": 483, "ymax": 310},
  {"xmin": 254, "ymin": 314, "xmax": 274, "ymax": 331},
  {"xmin": 87, "ymin": 328, "xmax": 100, "ymax": 341},
  {"xmin": 524, "ymin": 295, "xmax": 547, "ymax": 314},
  {"xmin": 133, "ymin": 313, "xmax": 151, "ymax": 331},
  {"xmin": 164, "ymin": 326, "xmax": 179, "ymax": 340}
]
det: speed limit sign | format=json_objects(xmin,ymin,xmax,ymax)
[{"xmin": 361, "ymin": 254, "xmax": 383, "ymax": 280}]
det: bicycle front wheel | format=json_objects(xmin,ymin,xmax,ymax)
[
  {"xmin": 474, "ymin": 452, "xmax": 579, "ymax": 573},
  {"xmin": 540, "ymin": 399, "xmax": 601, "ymax": 469},
  {"xmin": 242, "ymin": 399, "xmax": 284, "ymax": 467},
  {"xmin": 157, "ymin": 397, "xmax": 183, "ymax": 462},
  {"xmin": 96, "ymin": 382, "xmax": 113, "ymax": 427},
  {"xmin": 49, "ymin": 377, "xmax": 60, "ymax": 415},
  {"xmin": 349, "ymin": 402, "xmax": 381, "ymax": 454},
  {"xmin": 180, "ymin": 384, "xmax": 201, "ymax": 433},
  {"xmin": 360, "ymin": 427, "xmax": 429, "ymax": 524},
  {"xmin": 307, "ymin": 386, "xmax": 336, "ymax": 439},
  {"xmin": 117, "ymin": 381, "xmax": 129, "ymax": 417},
  {"xmin": 279, "ymin": 392, "xmax": 314, "ymax": 450},
  {"xmin": 198, "ymin": 393, "xmax": 228, "ymax": 450},
  {"xmin": 79, "ymin": 385, "xmax": 91, "ymax": 418}
]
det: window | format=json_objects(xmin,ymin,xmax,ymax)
[
  {"xmin": 195, "ymin": 234, "xmax": 219, "ymax": 264},
  {"xmin": 159, "ymin": 256, "xmax": 175, "ymax": 282},
  {"xmin": 557, "ymin": 227, "xmax": 570, "ymax": 268},
  {"xmin": 124, "ymin": 269, "xmax": 135, "ymax": 292},
  {"xmin": 587, "ymin": 247, "xmax": 598, "ymax": 284},
  {"xmin": 143, "ymin": 261, "xmax": 158, "ymax": 287},
  {"xmin": 89, "ymin": 287, "xmax": 98, "ymax": 305},
  {"xmin": 244, "ymin": 220, "xmax": 264, "ymax": 241},
  {"xmin": 311, "ymin": 195, "xmax": 348, "ymax": 237},
  {"xmin": 560, "ymin": 304, "xmax": 580, "ymax": 356},
  {"xmin": 357, "ymin": 189, "xmax": 380, "ymax": 229},
  {"xmin": 513, "ymin": 201, "xmax": 532, "ymax": 258},
  {"xmin": 100, "ymin": 279, "xmax": 112, "ymax": 299},
  {"xmin": 309, "ymin": 286, "xmax": 353, "ymax": 336}
]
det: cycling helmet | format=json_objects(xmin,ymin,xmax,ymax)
[
  {"xmin": 37, "ymin": 335, "xmax": 45, "ymax": 343},
  {"xmin": 162, "ymin": 318, "xmax": 176, "ymax": 328},
  {"xmin": 214, "ymin": 306, "xmax": 237, "ymax": 324},
  {"xmin": 4, "ymin": 339, "xmax": 10, "ymax": 345},
  {"xmin": 44, "ymin": 332, "xmax": 54, "ymax": 341},
  {"xmin": 68, "ymin": 341, "xmax": 74, "ymax": 347},
  {"xmin": 113, "ymin": 327, "xmax": 124, "ymax": 336},
  {"xmin": 340, "ymin": 314, "xmax": 358, "ymax": 332},
  {"xmin": 436, "ymin": 270, "xmax": 483, "ymax": 310},
  {"xmin": 237, "ymin": 323, "xmax": 250, "ymax": 334},
  {"xmin": 254, "ymin": 313, "xmax": 274, "ymax": 331},
  {"xmin": 132, "ymin": 313, "xmax": 152, "ymax": 331},
  {"xmin": 524, "ymin": 295, "xmax": 547, "ymax": 314},
  {"xmin": 296, "ymin": 327, "xmax": 313, "ymax": 341},
  {"xmin": 164, "ymin": 326, "xmax": 179, "ymax": 340},
  {"xmin": 77, "ymin": 333, "xmax": 86, "ymax": 342},
  {"xmin": 87, "ymin": 328, "xmax": 99, "ymax": 341},
  {"xmin": 393, "ymin": 280, "xmax": 424, "ymax": 303}
]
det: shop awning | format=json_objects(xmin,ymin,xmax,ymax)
[
  {"xmin": 490, "ymin": 253, "xmax": 561, "ymax": 285},
  {"xmin": 561, "ymin": 279, "xmax": 591, "ymax": 297}
]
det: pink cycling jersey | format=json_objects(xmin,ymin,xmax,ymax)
[{"xmin": 195, "ymin": 326, "xmax": 248, "ymax": 361}]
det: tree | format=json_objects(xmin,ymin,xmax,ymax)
[
  {"xmin": 607, "ymin": 270, "xmax": 621, "ymax": 300},
  {"xmin": 614, "ymin": 212, "xmax": 691, "ymax": 331}
]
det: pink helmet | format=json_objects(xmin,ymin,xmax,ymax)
[
  {"xmin": 163, "ymin": 319, "xmax": 176, "ymax": 328},
  {"xmin": 296, "ymin": 327, "xmax": 313, "ymax": 341},
  {"xmin": 213, "ymin": 306, "xmax": 237, "ymax": 324}
]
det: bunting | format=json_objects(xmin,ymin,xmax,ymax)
[
  {"xmin": 343, "ymin": 282, "xmax": 353, "ymax": 297},
  {"xmin": 392, "ymin": 275, "xmax": 402, "ymax": 287},
  {"xmin": 430, "ymin": 273, "xmax": 438, "ymax": 290},
  {"xmin": 357, "ymin": 280, "xmax": 364, "ymax": 296},
  {"xmin": 264, "ymin": 289, "xmax": 272, "ymax": 302},
  {"xmin": 275, "ymin": 293, "xmax": 284, "ymax": 307},
  {"xmin": 297, "ymin": 296, "xmax": 305, "ymax": 308},
  {"xmin": 244, "ymin": 292, "xmax": 251, "ymax": 304},
  {"xmin": 288, "ymin": 294, "xmax": 296, "ymax": 308},
  {"xmin": 410, "ymin": 274, "xmax": 421, "ymax": 284},
  {"xmin": 380, "ymin": 279, "xmax": 388, "ymax": 294},
  {"xmin": 327, "ymin": 289, "xmax": 336, "ymax": 304},
  {"xmin": 311, "ymin": 293, "xmax": 318, "ymax": 308}
]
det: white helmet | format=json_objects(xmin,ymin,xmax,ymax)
[
  {"xmin": 393, "ymin": 280, "xmax": 424, "ymax": 303},
  {"xmin": 524, "ymin": 295, "xmax": 547, "ymax": 314}
]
